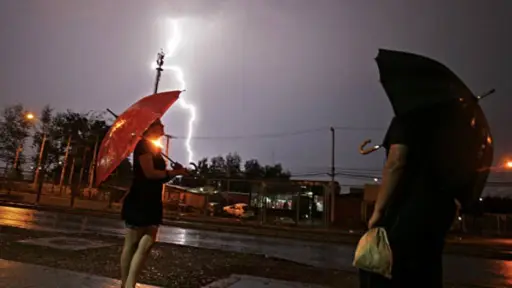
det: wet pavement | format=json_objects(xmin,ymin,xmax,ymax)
[
  {"xmin": 202, "ymin": 275, "xmax": 329, "ymax": 288},
  {"xmin": 0, "ymin": 259, "xmax": 160, "ymax": 288},
  {"xmin": 0, "ymin": 206, "xmax": 511, "ymax": 287}
]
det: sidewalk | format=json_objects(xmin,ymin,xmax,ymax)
[
  {"xmin": 0, "ymin": 259, "xmax": 341, "ymax": 288},
  {"xmin": 0, "ymin": 259, "xmax": 490, "ymax": 288},
  {"xmin": 0, "ymin": 259, "xmax": 159, "ymax": 288}
]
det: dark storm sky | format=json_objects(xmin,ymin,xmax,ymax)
[{"xmin": 1, "ymin": 0, "xmax": 511, "ymax": 186}]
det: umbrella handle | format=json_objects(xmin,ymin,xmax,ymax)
[
  {"xmin": 159, "ymin": 151, "xmax": 176, "ymax": 165},
  {"xmin": 359, "ymin": 139, "xmax": 382, "ymax": 155}
]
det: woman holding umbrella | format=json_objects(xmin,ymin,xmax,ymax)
[{"xmin": 120, "ymin": 119, "xmax": 189, "ymax": 288}]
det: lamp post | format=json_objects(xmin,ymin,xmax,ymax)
[
  {"xmin": 12, "ymin": 145, "xmax": 23, "ymax": 170},
  {"xmin": 58, "ymin": 135, "xmax": 72, "ymax": 195},
  {"xmin": 25, "ymin": 113, "xmax": 47, "ymax": 187},
  {"xmin": 24, "ymin": 112, "xmax": 47, "ymax": 203},
  {"xmin": 33, "ymin": 133, "xmax": 47, "ymax": 186}
]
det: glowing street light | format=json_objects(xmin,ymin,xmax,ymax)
[
  {"xmin": 25, "ymin": 113, "xmax": 35, "ymax": 120},
  {"xmin": 506, "ymin": 161, "xmax": 512, "ymax": 169}
]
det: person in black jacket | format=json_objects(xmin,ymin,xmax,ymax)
[
  {"xmin": 120, "ymin": 119, "xmax": 188, "ymax": 288},
  {"xmin": 360, "ymin": 108, "xmax": 456, "ymax": 288}
]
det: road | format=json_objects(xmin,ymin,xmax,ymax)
[{"xmin": 0, "ymin": 206, "xmax": 511, "ymax": 287}]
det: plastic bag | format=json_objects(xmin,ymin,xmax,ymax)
[{"xmin": 353, "ymin": 227, "xmax": 393, "ymax": 279}]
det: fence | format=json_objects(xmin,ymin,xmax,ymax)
[
  {"xmin": 0, "ymin": 166, "xmax": 118, "ymax": 203},
  {"xmin": 455, "ymin": 213, "xmax": 512, "ymax": 236},
  {"xmin": 3, "ymin": 167, "xmax": 512, "ymax": 235}
]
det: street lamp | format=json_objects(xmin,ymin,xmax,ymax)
[
  {"xmin": 25, "ymin": 114, "xmax": 47, "ymax": 188},
  {"xmin": 506, "ymin": 161, "xmax": 512, "ymax": 169},
  {"xmin": 26, "ymin": 113, "xmax": 35, "ymax": 120}
]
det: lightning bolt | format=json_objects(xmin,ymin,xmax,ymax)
[{"xmin": 164, "ymin": 19, "xmax": 196, "ymax": 164}]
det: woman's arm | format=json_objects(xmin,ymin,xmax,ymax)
[
  {"xmin": 374, "ymin": 144, "xmax": 408, "ymax": 213},
  {"xmin": 139, "ymin": 154, "xmax": 188, "ymax": 180},
  {"xmin": 369, "ymin": 144, "xmax": 408, "ymax": 228},
  {"xmin": 139, "ymin": 153, "xmax": 169, "ymax": 179}
]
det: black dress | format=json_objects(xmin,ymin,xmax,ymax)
[
  {"xmin": 122, "ymin": 139, "xmax": 170, "ymax": 227},
  {"xmin": 359, "ymin": 116, "xmax": 456, "ymax": 288}
]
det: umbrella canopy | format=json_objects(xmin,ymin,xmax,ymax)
[
  {"xmin": 95, "ymin": 90, "xmax": 181, "ymax": 186},
  {"xmin": 375, "ymin": 49, "xmax": 494, "ymax": 209},
  {"xmin": 376, "ymin": 49, "xmax": 476, "ymax": 116}
]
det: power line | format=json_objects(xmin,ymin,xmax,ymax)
[
  {"xmin": 168, "ymin": 126, "xmax": 386, "ymax": 141},
  {"xmin": 333, "ymin": 126, "xmax": 385, "ymax": 131},
  {"xmin": 171, "ymin": 127, "xmax": 326, "ymax": 140},
  {"xmin": 291, "ymin": 172, "xmax": 512, "ymax": 185}
]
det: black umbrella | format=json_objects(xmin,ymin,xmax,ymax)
[
  {"xmin": 360, "ymin": 49, "xmax": 494, "ymax": 210},
  {"xmin": 376, "ymin": 49, "xmax": 477, "ymax": 115}
]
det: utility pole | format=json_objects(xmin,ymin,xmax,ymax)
[
  {"xmin": 13, "ymin": 144, "xmax": 23, "ymax": 170},
  {"xmin": 33, "ymin": 133, "xmax": 47, "ymax": 186},
  {"xmin": 88, "ymin": 135, "xmax": 99, "ymax": 195},
  {"xmin": 68, "ymin": 157, "xmax": 76, "ymax": 189},
  {"xmin": 154, "ymin": 50, "xmax": 168, "ymax": 202},
  {"xmin": 162, "ymin": 136, "xmax": 171, "ymax": 202},
  {"xmin": 68, "ymin": 157, "xmax": 76, "ymax": 206},
  {"xmin": 329, "ymin": 127, "xmax": 336, "ymax": 226},
  {"xmin": 78, "ymin": 148, "xmax": 88, "ymax": 190},
  {"xmin": 154, "ymin": 50, "xmax": 165, "ymax": 94},
  {"xmin": 165, "ymin": 136, "xmax": 170, "ymax": 158},
  {"xmin": 58, "ymin": 135, "xmax": 72, "ymax": 195}
]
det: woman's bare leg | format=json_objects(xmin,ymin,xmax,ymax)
[
  {"xmin": 121, "ymin": 227, "xmax": 144, "ymax": 287},
  {"xmin": 124, "ymin": 226, "xmax": 158, "ymax": 288}
]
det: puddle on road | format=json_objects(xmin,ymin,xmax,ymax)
[{"xmin": 17, "ymin": 236, "xmax": 114, "ymax": 251}]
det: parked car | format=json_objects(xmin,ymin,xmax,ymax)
[
  {"xmin": 223, "ymin": 203, "xmax": 255, "ymax": 219},
  {"xmin": 207, "ymin": 202, "xmax": 223, "ymax": 216}
]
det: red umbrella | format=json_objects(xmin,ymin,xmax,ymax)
[{"xmin": 95, "ymin": 90, "xmax": 182, "ymax": 186}]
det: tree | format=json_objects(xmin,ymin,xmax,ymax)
[
  {"xmin": 104, "ymin": 158, "xmax": 133, "ymax": 186},
  {"xmin": 0, "ymin": 104, "xmax": 32, "ymax": 173},
  {"xmin": 225, "ymin": 152, "xmax": 242, "ymax": 177},
  {"xmin": 263, "ymin": 163, "xmax": 291, "ymax": 180},
  {"xmin": 42, "ymin": 110, "xmax": 110, "ymax": 187},
  {"xmin": 210, "ymin": 155, "xmax": 226, "ymax": 177},
  {"xmin": 244, "ymin": 159, "xmax": 264, "ymax": 179},
  {"xmin": 196, "ymin": 157, "xmax": 210, "ymax": 175}
]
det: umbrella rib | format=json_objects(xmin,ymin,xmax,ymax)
[{"xmin": 477, "ymin": 89, "xmax": 495, "ymax": 100}]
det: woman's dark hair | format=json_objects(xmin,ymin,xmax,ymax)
[
  {"xmin": 143, "ymin": 119, "xmax": 163, "ymax": 135},
  {"xmin": 150, "ymin": 119, "xmax": 163, "ymax": 127}
]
